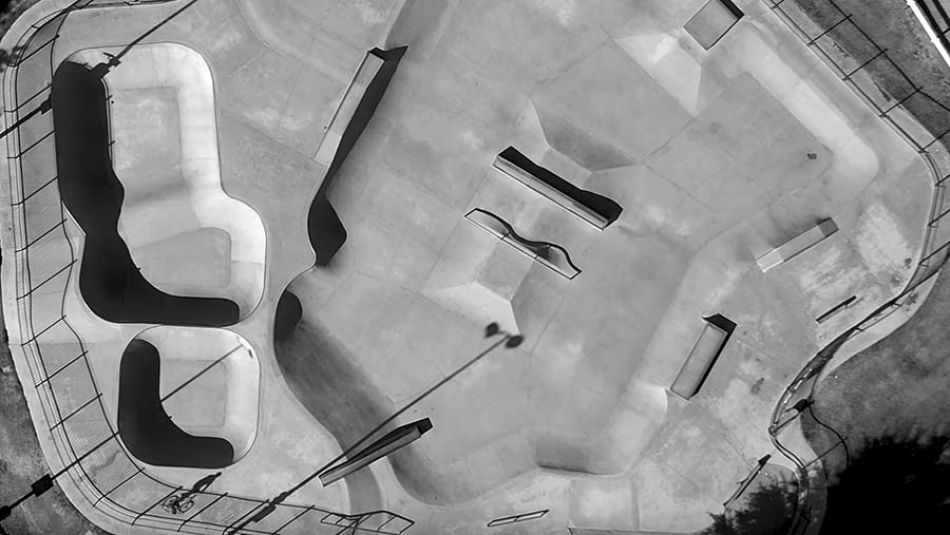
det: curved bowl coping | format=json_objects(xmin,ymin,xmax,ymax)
[
  {"xmin": 135, "ymin": 325, "xmax": 261, "ymax": 462},
  {"xmin": 68, "ymin": 44, "xmax": 266, "ymax": 319}
]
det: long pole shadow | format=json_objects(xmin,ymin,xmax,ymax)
[
  {"xmin": 223, "ymin": 323, "xmax": 523, "ymax": 534},
  {"xmin": 107, "ymin": 0, "xmax": 203, "ymax": 67},
  {"xmin": 1, "ymin": 0, "xmax": 204, "ymax": 143}
]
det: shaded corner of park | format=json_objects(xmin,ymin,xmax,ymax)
[
  {"xmin": 802, "ymin": 264, "xmax": 950, "ymax": 473},
  {"xmin": 698, "ymin": 432, "xmax": 950, "ymax": 535},
  {"xmin": 700, "ymin": 259, "xmax": 950, "ymax": 534},
  {"xmin": 706, "ymin": 259, "xmax": 950, "ymax": 535},
  {"xmin": 816, "ymin": 432, "xmax": 950, "ymax": 534},
  {"xmin": 780, "ymin": 267, "xmax": 950, "ymax": 534}
]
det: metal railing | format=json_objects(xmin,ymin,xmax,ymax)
[
  {"xmin": 1, "ymin": 1, "xmax": 412, "ymax": 533},
  {"xmin": 761, "ymin": 0, "xmax": 950, "ymax": 533}
]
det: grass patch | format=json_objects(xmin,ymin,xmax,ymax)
[
  {"xmin": 0, "ymin": 318, "xmax": 110, "ymax": 534},
  {"xmin": 788, "ymin": 0, "xmax": 950, "ymax": 138},
  {"xmin": 802, "ymin": 266, "xmax": 950, "ymax": 469}
]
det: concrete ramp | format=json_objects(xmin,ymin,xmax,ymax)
[{"xmin": 427, "ymin": 282, "xmax": 520, "ymax": 335}]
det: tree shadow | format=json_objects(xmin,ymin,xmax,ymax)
[
  {"xmin": 700, "ymin": 480, "xmax": 797, "ymax": 535},
  {"xmin": 700, "ymin": 431, "xmax": 950, "ymax": 534},
  {"xmin": 0, "ymin": 46, "xmax": 24, "ymax": 71},
  {"xmin": 819, "ymin": 432, "xmax": 950, "ymax": 534}
]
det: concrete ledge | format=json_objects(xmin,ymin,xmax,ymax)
[
  {"xmin": 319, "ymin": 418, "xmax": 432, "ymax": 487},
  {"xmin": 757, "ymin": 218, "xmax": 838, "ymax": 272},
  {"xmin": 493, "ymin": 147, "xmax": 622, "ymax": 230},
  {"xmin": 670, "ymin": 314, "xmax": 737, "ymax": 400},
  {"xmin": 314, "ymin": 52, "xmax": 385, "ymax": 167}
]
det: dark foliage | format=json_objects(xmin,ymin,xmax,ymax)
[
  {"xmin": 0, "ymin": 0, "xmax": 39, "ymax": 39},
  {"xmin": 820, "ymin": 433, "xmax": 950, "ymax": 534},
  {"xmin": 701, "ymin": 481, "xmax": 796, "ymax": 535},
  {"xmin": 702, "ymin": 433, "xmax": 950, "ymax": 534}
]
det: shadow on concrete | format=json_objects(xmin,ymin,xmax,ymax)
[
  {"xmin": 307, "ymin": 197, "xmax": 347, "ymax": 267},
  {"xmin": 274, "ymin": 290, "xmax": 303, "ymax": 341},
  {"xmin": 310, "ymin": 47, "xmax": 407, "ymax": 268},
  {"xmin": 498, "ymin": 146, "xmax": 623, "ymax": 226},
  {"xmin": 51, "ymin": 61, "xmax": 239, "ymax": 326},
  {"xmin": 118, "ymin": 339, "xmax": 234, "ymax": 469},
  {"xmin": 273, "ymin": 294, "xmax": 385, "ymax": 510}
]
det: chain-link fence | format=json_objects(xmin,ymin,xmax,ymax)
[
  {"xmin": 764, "ymin": 0, "xmax": 950, "ymax": 289},
  {"xmin": 761, "ymin": 1, "xmax": 950, "ymax": 533},
  {"xmin": 2, "ymin": 1, "xmax": 413, "ymax": 534}
]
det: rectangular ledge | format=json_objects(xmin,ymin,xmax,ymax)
[
  {"xmin": 487, "ymin": 509, "xmax": 549, "ymax": 527},
  {"xmin": 319, "ymin": 418, "xmax": 432, "ymax": 487},
  {"xmin": 313, "ymin": 52, "xmax": 386, "ymax": 166},
  {"xmin": 493, "ymin": 149, "xmax": 613, "ymax": 230},
  {"xmin": 685, "ymin": 0, "xmax": 744, "ymax": 50},
  {"xmin": 670, "ymin": 314, "xmax": 736, "ymax": 400},
  {"xmin": 466, "ymin": 209, "xmax": 582, "ymax": 280},
  {"xmin": 757, "ymin": 218, "xmax": 838, "ymax": 272}
]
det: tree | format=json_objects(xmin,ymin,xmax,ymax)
[
  {"xmin": 819, "ymin": 433, "xmax": 950, "ymax": 534},
  {"xmin": 701, "ymin": 432, "xmax": 950, "ymax": 534},
  {"xmin": 700, "ymin": 481, "xmax": 797, "ymax": 535}
]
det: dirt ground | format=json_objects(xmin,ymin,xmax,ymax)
[
  {"xmin": 791, "ymin": 0, "xmax": 950, "ymax": 136},
  {"xmin": 0, "ymin": 313, "xmax": 109, "ymax": 535}
]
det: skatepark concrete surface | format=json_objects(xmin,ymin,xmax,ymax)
[
  {"xmin": 71, "ymin": 43, "xmax": 267, "ymax": 318},
  {"xmin": 140, "ymin": 325, "xmax": 260, "ymax": 460},
  {"xmin": 0, "ymin": 0, "xmax": 938, "ymax": 533}
]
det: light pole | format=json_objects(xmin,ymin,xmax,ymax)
[{"xmin": 225, "ymin": 322, "xmax": 523, "ymax": 534}]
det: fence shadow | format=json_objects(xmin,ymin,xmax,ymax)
[{"xmin": 1, "ymin": 1, "xmax": 412, "ymax": 534}]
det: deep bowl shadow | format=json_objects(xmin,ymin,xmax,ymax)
[
  {"xmin": 51, "ymin": 60, "xmax": 239, "ymax": 326},
  {"xmin": 118, "ymin": 339, "xmax": 234, "ymax": 468}
]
